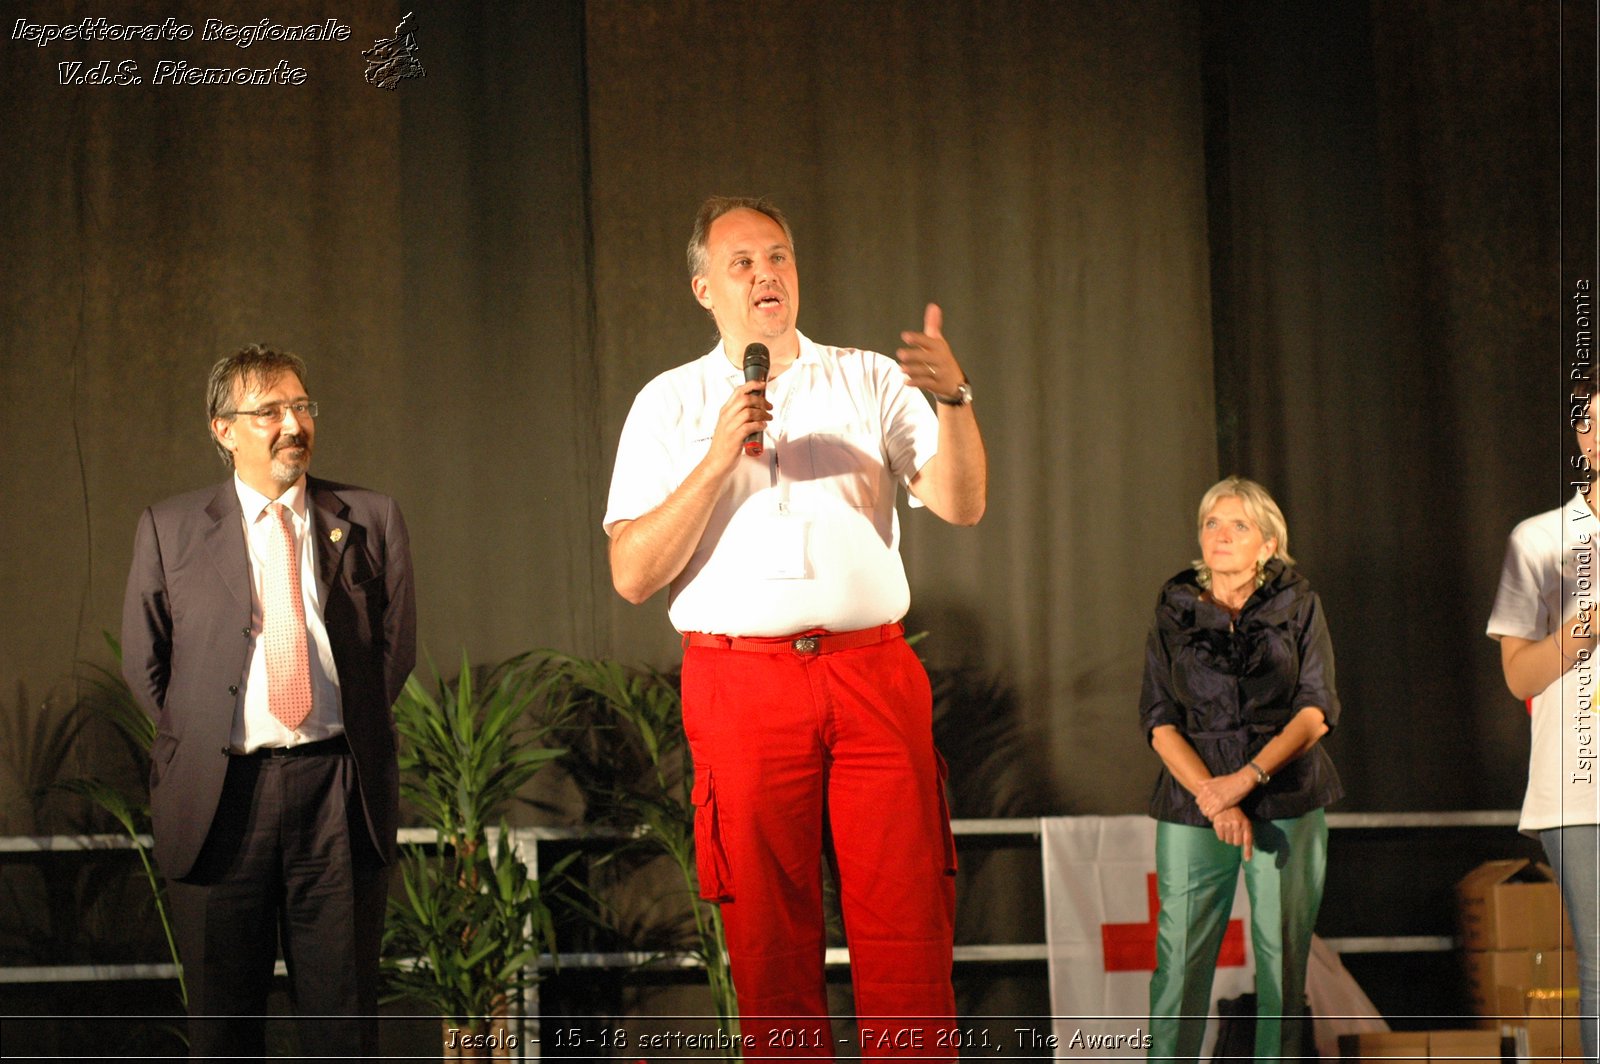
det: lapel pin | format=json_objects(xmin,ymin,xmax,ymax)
[{"xmin": 329, "ymin": 528, "xmax": 343, "ymax": 543}]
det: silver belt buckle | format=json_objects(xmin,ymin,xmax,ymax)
[{"xmin": 792, "ymin": 636, "xmax": 820, "ymax": 654}]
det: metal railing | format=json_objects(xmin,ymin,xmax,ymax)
[
  {"xmin": 0, "ymin": 809, "xmax": 1520, "ymax": 985},
  {"xmin": 0, "ymin": 811, "xmax": 1526, "ymax": 1058}
]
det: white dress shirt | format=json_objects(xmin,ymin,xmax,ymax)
[{"xmin": 231, "ymin": 476, "xmax": 344, "ymax": 752}]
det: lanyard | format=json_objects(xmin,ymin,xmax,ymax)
[{"xmin": 762, "ymin": 366, "xmax": 801, "ymax": 510}]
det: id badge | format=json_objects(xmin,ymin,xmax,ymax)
[{"xmin": 760, "ymin": 507, "xmax": 811, "ymax": 580}]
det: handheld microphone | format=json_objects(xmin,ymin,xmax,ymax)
[{"xmin": 742, "ymin": 342, "xmax": 770, "ymax": 457}]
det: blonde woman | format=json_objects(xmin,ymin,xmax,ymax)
[{"xmin": 1140, "ymin": 476, "xmax": 1343, "ymax": 1061}]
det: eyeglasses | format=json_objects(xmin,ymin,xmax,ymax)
[{"xmin": 225, "ymin": 401, "xmax": 319, "ymax": 427}]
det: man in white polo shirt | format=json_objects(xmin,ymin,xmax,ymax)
[{"xmin": 604, "ymin": 196, "xmax": 987, "ymax": 1055}]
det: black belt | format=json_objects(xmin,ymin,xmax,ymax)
[{"xmin": 232, "ymin": 734, "xmax": 349, "ymax": 759}]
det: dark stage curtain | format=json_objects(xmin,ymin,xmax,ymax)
[
  {"xmin": 0, "ymin": 0, "xmax": 1586, "ymax": 835},
  {"xmin": 0, "ymin": 0, "xmax": 601, "ymax": 742},
  {"xmin": 586, "ymin": 0, "xmax": 1221, "ymax": 817},
  {"xmin": 1203, "ymin": 0, "xmax": 1577, "ymax": 811}
]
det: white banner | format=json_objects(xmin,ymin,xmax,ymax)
[{"xmin": 1041, "ymin": 815, "xmax": 1256, "ymax": 1058}]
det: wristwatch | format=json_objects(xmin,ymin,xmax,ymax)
[
  {"xmin": 935, "ymin": 381, "xmax": 974, "ymax": 406},
  {"xmin": 1247, "ymin": 760, "xmax": 1271, "ymax": 785}
]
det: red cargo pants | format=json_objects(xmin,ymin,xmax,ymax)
[{"xmin": 681, "ymin": 625, "xmax": 958, "ymax": 1059}]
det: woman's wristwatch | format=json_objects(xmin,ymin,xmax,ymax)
[{"xmin": 1247, "ymin": 760, "xmax": 1271, "ymax": 786}]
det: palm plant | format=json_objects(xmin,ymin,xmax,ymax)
[
  {"xmin": 79, "ymin": 633, "xmax": 157, "ymax": 755},
  {"xmin": 52, "ymin": 776, "xmax": 184, "ymax": 1008},
  {"xmin": 0, "ymin": 681, "xmax": 87, "ymax": 836},
  {"xmin": 382, "ymin": 651, "xmax": 571, "ymax": 1033},
  {"xmin": 52, "ymin": 634, "xmax": 187, "ymax": 1008},
  {"xmin": 522, "ymin": 653, "xmax": 738, "ymax": 1043},
  {"xmin": 385, "ymin": 822, "xmax": 563, "ymax": 1025},
  {"xmin": 0, "ymin": 681, "xmax": 89, "ymax": 974}
]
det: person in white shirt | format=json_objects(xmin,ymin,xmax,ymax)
[
  {"xmin": 605, "ymin": 196, "xmax": 986, "ymax": 1056},
  {"xmin": 1488, "ymin": 389, "xmax": 1600, "ymax": 1064}
]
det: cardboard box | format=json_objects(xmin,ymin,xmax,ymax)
[
  {"xmin": 1495, "ymin": 985, "xmax": 1583, "ymax": 1063},
  {"xmin": 1340, "ymin": 1030, "xmax": 1427, "ymax": 1060},
  {"xmin": 1460, "ymin": 946, "xmax": 1578, "ymax": 1016},
  {"xmin": 1456, "ymin": 859, "xmax": 1572, "ymax": 951},
  {"xmin": 1338, "ymin": 1029, "xmax": 1503, "ymax": 1062},
  {"xmin": 1426, "ymin": 1029, "xmax": 1501, "ymax": 1063}
]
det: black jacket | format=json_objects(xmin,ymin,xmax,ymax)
[{"xmin": 1139, "ymin": 560, "xmax": 1343, "ymax": 826}]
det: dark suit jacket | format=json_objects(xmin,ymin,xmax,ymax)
[{"xmin": 121, "ymin": 475, "xmax": 417, "ymax": 879}]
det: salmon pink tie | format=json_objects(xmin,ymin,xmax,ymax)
[{"xmin": 264, "ymin": 502, "xmax": 313, "ymax": 731}]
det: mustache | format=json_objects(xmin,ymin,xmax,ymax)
[{"xmin": 273, "ymin": 435, "xmax": 307, "ymax": 453}]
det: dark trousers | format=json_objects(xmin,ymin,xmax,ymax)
[{"xmin": 166, "ymin": 748, "xmax": 389, "ymax": 1060}]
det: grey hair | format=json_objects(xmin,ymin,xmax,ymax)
[
  {"xmin": 686, "ymin": 195, "xmax": 795, "ymax": 279},
  {"xmin": 205, "ymin": 343, "xmax": 308, "ymax": 466}
]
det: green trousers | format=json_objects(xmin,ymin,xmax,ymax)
[{"xmin": 1147, "ymin": 809, "xmax": 1328, "ymax": 1062}]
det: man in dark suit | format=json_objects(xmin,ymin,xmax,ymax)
[{"xmin": 122, "ymin": 343, "xmax": 416, "ymax": 1058}]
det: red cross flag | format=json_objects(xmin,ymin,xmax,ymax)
[{"xmin": 1043, "ymin": 815, "xmax": 1256, "ymax": 1058}]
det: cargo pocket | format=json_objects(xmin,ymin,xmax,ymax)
[
  {"xmin": 691, "ymin": 769, "xmax": 734, "ymax": 902},
  {"xmin": 934, "ymin": 750, "xmax": 957, "ymax": 875}
]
